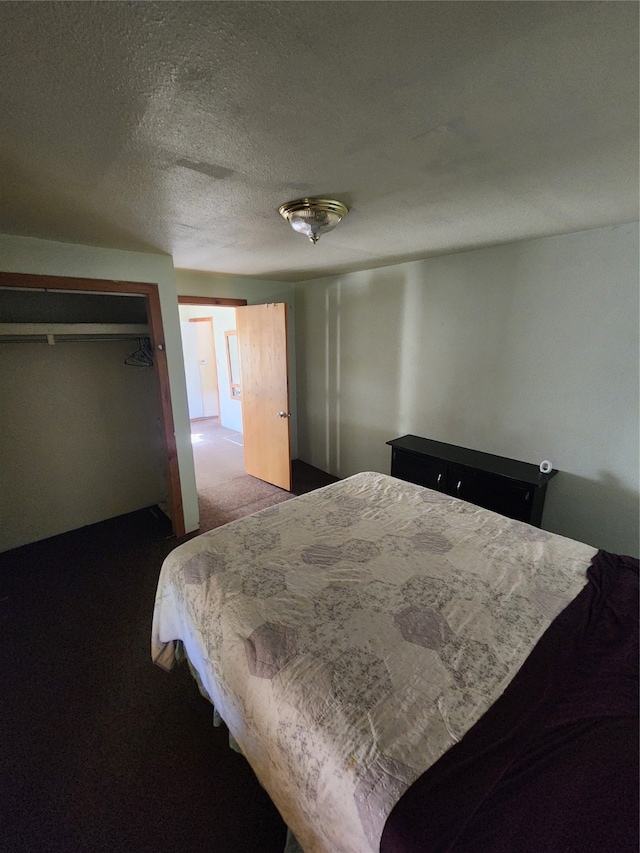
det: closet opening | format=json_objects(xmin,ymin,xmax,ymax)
[{"xmin": 0, "ymin": 272, "xmax": 185, "ymax": 551}]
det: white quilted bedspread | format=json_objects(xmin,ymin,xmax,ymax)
[{"xmin": 152, "ymin": 472, "xmax": 596, "ymax": 853}]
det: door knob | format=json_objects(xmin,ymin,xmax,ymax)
[{"xmin": 278, "ymin": 411, "xmax": 292, "ymax": 418}]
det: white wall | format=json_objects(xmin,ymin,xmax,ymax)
[
  {"xmin": 294, "ymin": 223, "xmax": 639, "ymax": 557},
  {"xmin": 0, "ymin": 234, "xmax": 199, "ymax": 542},
  {"xmin": 174, "ymin": 270, "xmax": 295, "ymax": 305},
  {"xmin": 175, "ymin": 270, "xmax": 298, "ymax": 458},
  {"xmin": 210, "ymin": 307, "xmax": 242, "ymax": 433},
  {"xmin": 179, "ymin": 319, "xmax": 206, "ymax": 419}
]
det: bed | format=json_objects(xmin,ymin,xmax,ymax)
[{"xmin": 151, "ymin": 471, "xmax": 638, "ymax": 852}]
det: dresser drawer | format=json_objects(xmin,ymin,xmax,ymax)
[
  {"xmin": 391, "ymin": 448, "xmax": 447, "ymax": 491},
  {"xmin": 447, "ymin": 467, "xmax": 532, "ymax": 522}
]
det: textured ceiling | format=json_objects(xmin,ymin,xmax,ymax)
[{"xmin": 1, "ymin": 2, "xmax": 638, "ymax": 281}]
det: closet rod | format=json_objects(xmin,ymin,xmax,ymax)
[
  {"xmin": 0, "ymin": 335, "xmax": 150, "ymax": 344},
  {"xmin": 0, "ymin": 323, "xmax": 149, "ymax": 336},
  {"xmin": 0, "ymin": 323, "xmax": 150, "ymax": 345}
]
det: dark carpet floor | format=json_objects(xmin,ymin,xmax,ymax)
[{"xmin": 0, "ymin": 462, "xmax": 337, "ymax": 853}]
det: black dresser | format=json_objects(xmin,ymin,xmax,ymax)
[{"xmin": 387, "ymin": 435, "xmax": 557, "ymax": 527}]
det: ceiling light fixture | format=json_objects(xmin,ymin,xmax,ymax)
[{"xmin": 278, "ymin": 197, "xmax": 349, "ymax": 244}]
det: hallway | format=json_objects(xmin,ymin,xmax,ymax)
[
  {"xmin": 190, "ymin": 417, "xmax": 292, "ymax": 531},
  {"xmin": 190, "ymin": 417, "xmax": 245, "ymax": 489}
]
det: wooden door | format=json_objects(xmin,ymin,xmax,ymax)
[{"xmin": 236, "ymin": 303, "xmax": 291, "ymax": 491}]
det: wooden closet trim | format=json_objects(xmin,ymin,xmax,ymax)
[
  {"xmin": 178, "ymin": 296, "xmax": 247, "ymax": 308},
  {"xmin": 178, "ymin": 295, "xmax": 247, "ymax": 307},
  {"xmin": 0, "ymin": 271, "xmax": 185, "ymax": 537}
]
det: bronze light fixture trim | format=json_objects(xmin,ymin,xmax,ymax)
[{"xmin": 278, "ymin": 197, "xmax": 349, "ymax": 244}]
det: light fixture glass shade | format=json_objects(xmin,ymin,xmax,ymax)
[{"xmin": 278, "ymin": 198, "xmax": 348, "ymax": 244}]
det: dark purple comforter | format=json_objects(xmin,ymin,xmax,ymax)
[{"xmin": 380, "ymin": 550, "xmax": 639, "ymax": 853}]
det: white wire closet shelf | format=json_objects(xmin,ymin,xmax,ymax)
[{"xmin": 0, "ymin": 323, "xmax": 150, "ymax": 344}]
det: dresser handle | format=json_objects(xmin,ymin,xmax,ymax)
[
  {"xmin": 456, "ymin": 480, "xmax": 462, "ymax": 497},
  {"xmin": 437, "ymin": 473, "xmax": 442, "ymax": 487}
]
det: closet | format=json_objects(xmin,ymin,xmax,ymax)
[{"xmin": 0, "ymin": 287, "xmax": 168, "ymax": 552}]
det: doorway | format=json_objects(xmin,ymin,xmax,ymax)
[
  {"xmin": 177, "ymin": 295, "xmax": 297, "ymax": 530},
  {"xmin": 178, "ymin": 296, "xmax": 247, "ymax": 497}
]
